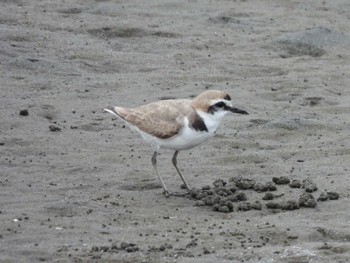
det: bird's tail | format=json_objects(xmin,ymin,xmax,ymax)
[
  {"xmin": 104, "ymin": 106, "xmax": 130, "ymax": 119},
  {"xmin": 104, "ymin": 106, "xmax": 119, "ymax": 117}
]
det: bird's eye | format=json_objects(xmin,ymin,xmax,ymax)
[{"xmin": 215, "ymin": 101, "xmax": 225, "ymax": 108}]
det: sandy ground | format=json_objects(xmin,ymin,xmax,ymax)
[{"xmin": 1, "ymin": 0, "xmax": 350, "ymax": 262}]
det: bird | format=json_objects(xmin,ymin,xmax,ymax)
[{"xmin": 104, "ymin": 90, "xmax": 248, "ymax": 197}]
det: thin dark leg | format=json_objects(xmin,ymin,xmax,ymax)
[
  {"xmin": 152, "ymin": 151, "xmax": 169, "ymax": 196},
  {"xmin": 172, "ymin": 151, "xmax": 191, "ymax": 191}
]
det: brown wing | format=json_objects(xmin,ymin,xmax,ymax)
[{"xmin": 122, "ymin": 99, "xmax": 192, "ymax": 139}]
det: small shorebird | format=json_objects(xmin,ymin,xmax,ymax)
[{"xmin": 104, "ymin": 90, "xmax": 248, "ymax": 196}]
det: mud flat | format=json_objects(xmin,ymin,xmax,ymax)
[{"xmin": 1, "ymin": 0, "xmax": 350, "ymax": 262}]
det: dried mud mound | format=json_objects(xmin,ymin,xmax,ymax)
[{"xmin": 185, "ymin": 176, "xmax": 340, "ymax": 213}]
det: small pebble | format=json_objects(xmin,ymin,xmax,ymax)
[
  {"xmin": 203, "ymin": 247, "xmax": 211, "ymax": 254},
  {"xmin": 49, "ymin": 125, "xmax": 61, "ymax": 132},
  {"xmin": 19, "ymin": 109, "xmax": 29, "ymax": 116}
]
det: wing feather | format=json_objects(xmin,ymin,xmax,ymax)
[{"xmin": 124, "ymin": 99, "xmax": 192, "ymax": 139}]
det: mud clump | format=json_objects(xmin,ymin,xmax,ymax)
[
  {"xmin": 327, "ymin": 191, "xmax": 340, "ymax": 200},
  {"xmin": 189, "ymin": 179, "xmax": 252, "ymax": 213},
  {"xmin": 202, "ymin": 196, "xmax": 219, "ymax": 206},
  {"xmin": 231, "ymin": 177, "xmax": 256, "ymax": 190},
  {"xmin": 262, "ymin": 192, "xmax": 274, "ymax": 200},
  {"xmin": 251, "ymin": 201, "xmax": 263, "ymax": 210},
  {"xmin": 213, "ymin": 179, "xmax": 227, "ymax": 187},
  {"xmin": 186, "ymin": 176, "xmax": 339, "ymax": 213},
  {"xmin": 90, "ymin": 242, "xmax": 139, "ymax": 253},
  {"xmin": 289, "ymin": 179, "xmax": 302, "ymax": 188},
  {"xmin": 301, "ymin": 178, "xmax": 318, "ymax": 192},
  {"xmin": 120, "ymin": 242, "xmax": 139, "ymax": 253},
  {"xmin": 237, "ymin": 202, "xmax": 251, "ymax": 211},
  {"xmin": 201, "ymin": 185, "xmax": 211, "ymax": 191},
  {"xmin": 227, "ymin": 192, "xmax": 247, "ymax": 202},
  {"xmin": 317, "ymin": 192, "xmax": 329, "ymax": 201},
  {"xmin": 217, "ymin": 205, "xmax": 230, "ymax": 213},
  {"xmin": 299, "ymin": 193, "xmax": 317, "ymax": 208},
  {"xmin": 254, "ymin": 182, "xmax": 277, "ymax": 192},
  {"xmin": 215, "ymin": 188, "xmax": 234, "ymax": 197},
  {"xmin": 237, "ymin": 201, "xmax": 262, "ymax": 211},
  {"xmin": 272, "ymin": 176, "xmax": 291, "ymax": 185},
  {"xmin": 212, "ymin": 200, "xmax": 234, "ymax": 213},
  {"xmin": 49, "ymin": 125, "xmax": 61, "ymax": 132},
  {"xmin": 266, "ymin": 200, "xmax": 299, "ymax": 210},
  {"xmin": 265, "ymin": 202, "xmax": 280, "ymax": 209},
  {"xmin": 253, "ymin": 183, "xmax": 267, "ymax": 192},
  {"xmin": 317, "ymin": 191, "xmax": 340, "ymax": 201},
  {"xmin": 280, "ymin": 200, "xmax": 299, "ymax": 210}
]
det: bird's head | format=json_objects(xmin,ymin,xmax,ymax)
[{"xmin": 192, "ymin": 90, "xmax": 248, "ymax": 120}]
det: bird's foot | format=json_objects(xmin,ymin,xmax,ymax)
[
  {"xmin": 180, "ymin": 183, "xmax": 192, "ymax": 191},
  {"xmin": 163, "ymin": 190, "xmax": 171, "ymax": 198}
]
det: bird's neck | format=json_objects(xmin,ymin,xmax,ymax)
[{"xmin": 196, "ymin": 110, "xmax": 227, "ymax": 134}]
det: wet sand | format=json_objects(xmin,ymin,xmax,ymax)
[{"xmin": 1, "ymin": 0, "xmax": 350, "ymax": 262}]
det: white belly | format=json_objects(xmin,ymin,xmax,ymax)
[
  {"xmin": 136, "ymin": 118, "xmax": 215, "ymax": 151},
  {"xmin": 159, "ymin": 126, "xmax": 214, "ymax": 151},
  {"xmin": 131, "ymin": 110, "xmax": 226, "ymax": 151}
]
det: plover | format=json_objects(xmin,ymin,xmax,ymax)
[{"xmin": 104, "ymin": 90, "xmax": 248, "ymax": 196}]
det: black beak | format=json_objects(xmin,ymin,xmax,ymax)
[{"xmin": 228, "ymin": 106, "xmax": 249, "ymax": 115}]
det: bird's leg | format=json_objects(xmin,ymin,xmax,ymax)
[
  {"xmin": 151, "ymin": 151, "xmax": 170, "ymax": 197},
  {"xmin": 172, "ymin": 151, "xmax": 192, "ymax": 191}
]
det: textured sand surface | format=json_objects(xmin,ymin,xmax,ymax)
[{"xmin": 1, "ymin": 0, "xmax": 350, "ymax": 262}]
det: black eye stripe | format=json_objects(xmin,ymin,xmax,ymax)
[
  {"xmin": 224, "ymin": 94, "xmax": 231, "ymax": 101},
  {"xmin": 215, "ymin": 101, "xmax": 225, "ymax": 108}
]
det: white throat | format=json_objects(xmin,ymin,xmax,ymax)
[{"xmin": 196, "ymin": 109, "xmax": 227, "ymax": 135}]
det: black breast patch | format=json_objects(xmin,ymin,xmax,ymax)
[{"xmin": 191, "ymin": 114, "xmax": 208, "ymax": 132}]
